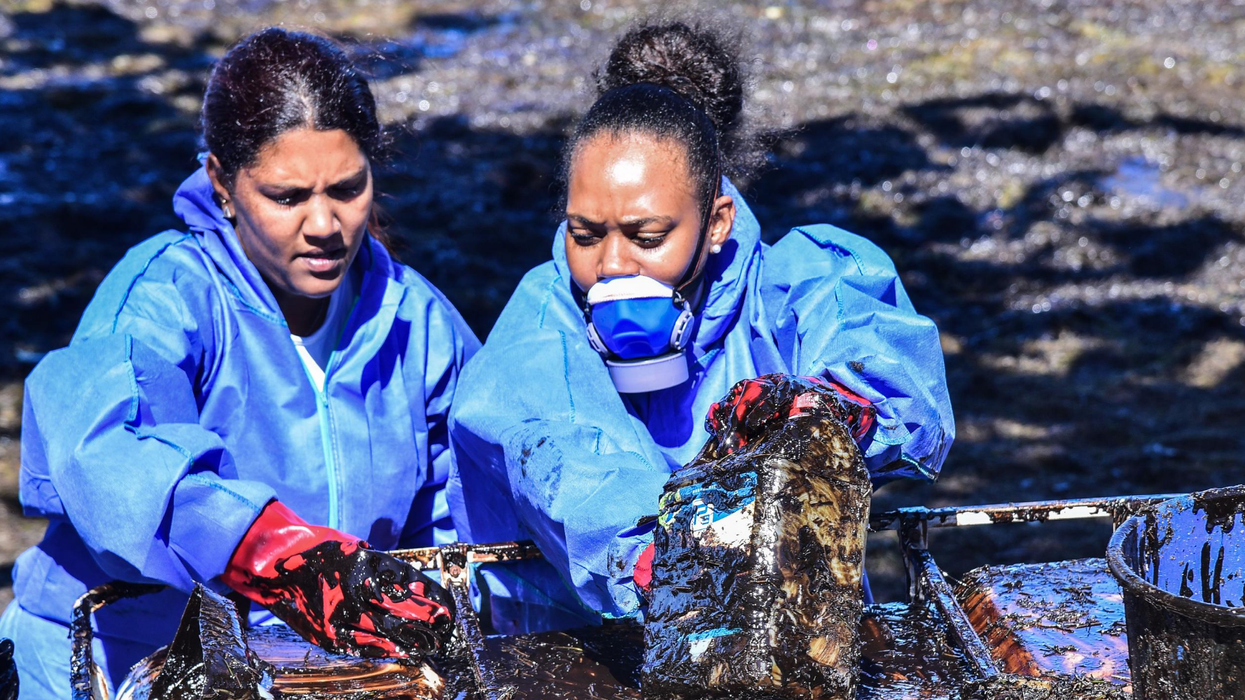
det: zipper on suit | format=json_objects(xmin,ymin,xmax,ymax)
[{"xmin": 314, "ymin": 372, "xmax": 342, "ymax": 530}]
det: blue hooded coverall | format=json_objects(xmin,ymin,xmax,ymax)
[
  {"xmin": 448, "ymin": 180, "xmax": 955, "ymax": 633},
  {"xmin": 0, "ymin": 167, "xmax": 479, "ymax": 698}
]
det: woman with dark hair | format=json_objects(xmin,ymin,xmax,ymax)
[
  {"xmin": 448, "ymin": 22, "xmax": 955, "ymax": 632},
  {"xmin": 0, "ymin": 28, "xmax": 476, "ymax": 697}
]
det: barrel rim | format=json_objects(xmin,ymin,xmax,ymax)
[{"xmin": 1106, "ymin": 486, "xmax": 1245, "ymax": 627}]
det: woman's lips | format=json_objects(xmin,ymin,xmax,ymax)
[{"xmin": 299, "ymin": 249, "xmax": 346, "ymax": 273}]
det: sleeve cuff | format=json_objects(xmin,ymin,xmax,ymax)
[{"xmin": 169, "ymin": 473, "xmax": 276, "ymax": 585}]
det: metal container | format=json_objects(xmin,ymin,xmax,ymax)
[{"xmin": 1106, "ymin": 485, "xmax": 1245, "ymax": 700}]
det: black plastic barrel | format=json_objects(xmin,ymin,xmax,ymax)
[{"xmin": 1106, "ymin": 485, "xmax": 1245, "ymax": 699}]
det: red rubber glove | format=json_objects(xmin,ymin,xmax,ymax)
[
  {"xmin": 706, "ymin": 373, "xmax": 876, "ymax": 456},
  {"xmin": 633, "ymin": 542, "xmax": 656, "ymax": 592},
  {"xmin": 222, "ymin": 501, "xmax": 453, "ymax": 659}
]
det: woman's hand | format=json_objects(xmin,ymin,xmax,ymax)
[
  {"xmin": 706, "ymin": 373, "xmax": 876, "ymax": 456},
  {"xmin": 222, "ymin": 502, "xmax": 454, "ymax": 659}
]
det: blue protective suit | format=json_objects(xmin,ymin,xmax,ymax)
[
  {"xmin": 448, "ymin": 179, "xmax": 954, "ymax": 632},
  {"xmin": 2, "ymin": 167, "xmax": 479, "ymax": 698}
]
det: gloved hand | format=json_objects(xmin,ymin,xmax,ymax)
[
  {"xmin": 222, "ymin": 501, "xmax": 453, "ymax": 659},
  {"xmin": 706, "ymin": 373, "xmax": 876, "ymax": 456}
]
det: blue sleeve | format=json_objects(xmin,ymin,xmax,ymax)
[
  {"xmin": 449, "ymin": 268, "xmax": 667, "ymax": 618},
  {"xmin": 398, "ymin": 273, "xmax": 482, "ymax": 548},
  {"xmin": 763, "ymin": 225, "xmax": 955, "ymax": 484},
  {"xmin": 21, "ymin": 335, "xmax": 275, "ymax": 591},
  {"xmin": 19, "ymin": 243, "xmax": 276, "ymax": 591}
]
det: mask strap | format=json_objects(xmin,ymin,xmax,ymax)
[{"xmin": 673, "ymin": 163, "xmax": 723, "ymax": 303}]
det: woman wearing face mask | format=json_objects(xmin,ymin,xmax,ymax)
[
  {"xmin": 448, "ymin": 22, "xmax": 955, "ymax": 633},
  {"xmin": 1, "ymin": 28, "xmax": 477, "ymax": 698}
]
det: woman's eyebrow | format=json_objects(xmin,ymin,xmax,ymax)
[
  {"xmin": 566, "ymin": 214, "xmax": 674, "ymax": 228},
  {"xmin": 618, "ymin": 215, "xmax": 673, "ymax": 227},
  {"xmin": 333, "ymin": 168, "xmax": 369, "ymax": 187},
  {"xmin": 260, "ymin": 168, "xmax": 368, "ymax": 191},
  {"xmin": 259, "ymin": 183, "xmax": 310, "ymax": 195}
]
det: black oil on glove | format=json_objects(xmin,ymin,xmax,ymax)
[
  {"xmin": 0, "ymin": 638, "xmax": 18, "ymax": 700},
  {"xmin": 706, "ymin": 373, "xmax": 876, "ymax": 457}
]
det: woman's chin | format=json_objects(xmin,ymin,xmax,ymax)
[{"xmin": 283, "ymin": 275, "xmax": 342, "ymax": 301}]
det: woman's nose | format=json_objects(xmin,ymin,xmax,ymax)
[
  {"xmin": 598, "ymin": 233, "xmax": 639, "ymax": 280},
  {"xmin": 303, "ymin": 195, "xmax": 339, "ymax": 239}
]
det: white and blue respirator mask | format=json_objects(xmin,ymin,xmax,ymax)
[{"xmin": 584, "ymin": 275, "xmax": 695, "ymax": 393}]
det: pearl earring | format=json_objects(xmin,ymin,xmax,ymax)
[{"xmin": 710, "ymin": 243, "xmax": 722, "ymax": 254}]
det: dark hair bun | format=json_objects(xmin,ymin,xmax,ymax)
[{"xmin": 598, "ymin": 22, "xmax": 743, "ymax": 140}]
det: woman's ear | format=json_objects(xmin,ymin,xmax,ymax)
[
  {"xmin": 204, "ymin": 154, "xmax": 232, "ymax": 209},
  {"xmin": 709, "ymin": 195, "xmax": 736, "ymax": 247}
]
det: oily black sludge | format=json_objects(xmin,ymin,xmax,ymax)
[
  {"xmin": 857, "ymin": 603, "xmax": 973, "ymax": 698},
  {"xmin": 643, "ymin": 406, "xmax": 871, "ymax": 699},
  {"xmin": 147, "ymin": 586, "xmax": 274, "ymax": 700}
]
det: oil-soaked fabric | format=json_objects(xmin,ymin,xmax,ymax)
[
  {"xmin": 448, "ymin": 179, "xmax": 954, "ymax": 632},
  {"xmin": 7, "ymin": 166, "xmax": 479, "ymax": 695}
]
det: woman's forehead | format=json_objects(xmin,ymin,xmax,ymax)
[
  {"xmin": 568, "ymin": 133, "xmax": 695, "ymax": 212},
  {"xmin": 244, "ymin": 128, "xmax": 369, "ymax": 186}
]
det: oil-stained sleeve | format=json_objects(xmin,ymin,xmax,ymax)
[{"xmin": 762, "ymin": 225, "xmax": 956, "ymax": 484}]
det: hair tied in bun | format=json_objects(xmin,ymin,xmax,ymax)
[{"xmin": 564, "ymin": 21, "xmax": 761, "ymax": 219}]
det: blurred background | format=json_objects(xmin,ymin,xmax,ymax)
[{"xmin": 0, "ymin": 0, "xmax": 1242, "ymax": 606}]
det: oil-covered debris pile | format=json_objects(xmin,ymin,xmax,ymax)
[
  {"xmin": 245, "ymin": 624, "xmax": 444, "ymax": 698},
  {"xmin": 644, "ymin": 395, "xmax": 871, "ymax": 699},
  {"xmin": 460, "ymin": 623, "xmax": 645, "ymax": 700},
  {"xmin": 955, "ymin": 675, "xmax": 1130, "ymax": 700},
  {"xmin": 104, "ymin": 552, "xmax": 1164, "ymax": 699},
  {"xmin": 146, "ymin": 586, "xmax": 272, "ymax": 700},
  {"xmin": 956, "ymin": 559, "xmax": 1130, "ymax": 683},
  {"xmin": 112, "ymin": 585, "xmax": 444, "ymax": 700},
  {"xmin": 452, "ymin": 607, "xmax": 982, "ymax": 700},
  {"xmin": 857, "ymin": 603, "xmax": 972, "ymax": 699}
]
